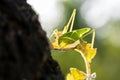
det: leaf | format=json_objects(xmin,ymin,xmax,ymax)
[
  {"xmin": 66, "ymin": 68, "xmax": 86, "ymax": 80},
  {"xmin": 75, "ymin": 42, "xmax": 97, "ymax": 63},
  {"xmin": 58, "ymin": 28, "xmax": 90, "ymax": 48}
]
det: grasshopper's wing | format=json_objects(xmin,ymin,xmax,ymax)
[{"xmin": 58, "ymin": 28, "xmax": 90, "ymax": 48}]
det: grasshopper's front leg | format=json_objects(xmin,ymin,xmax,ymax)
[{"xmin": 49, "ymin": 29, "xmax": 62, "ymax": 49}]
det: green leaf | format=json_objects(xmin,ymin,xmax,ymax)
[{"xmin": 58, "ymin": 28, "xmax": 90, "ymax": 47}]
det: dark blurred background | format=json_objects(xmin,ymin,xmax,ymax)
[{"xmin": 28, "ymin": 0, "xmax": 120, "ymax": 80}]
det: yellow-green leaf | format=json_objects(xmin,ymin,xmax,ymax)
[
  {"xmin": 66, "ymin": 68, "xmax": 86, "ymax": 80},
  {"xmin": 75, "ymin": 43, "xmax": 97, "ymax": 63}
]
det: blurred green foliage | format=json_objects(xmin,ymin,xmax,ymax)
[{"xmin": 51, "ymin": 0, "xmax": 120, "ymax": 80}]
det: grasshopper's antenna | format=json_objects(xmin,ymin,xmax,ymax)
[{"xmin": 63, "ymin": 9, "xmax": 76, "ymax": 34}]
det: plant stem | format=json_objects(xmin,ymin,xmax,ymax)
[
  {"xmin": 75, "ymin": 49, "xmax": 91, "ymax": 80},
  {"xmin": 85, "ymin": 61, "xmax": 91, "ymax": 80},
  {"xmin": 81, "ymin": 53, "xmax": 91, "ymax": 80}
]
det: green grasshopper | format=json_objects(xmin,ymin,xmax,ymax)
[{"xmin": 49, "ymin": 9, "xmax": 95, "ymax": 50}]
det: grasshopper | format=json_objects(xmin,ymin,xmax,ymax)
[{"xmin": 49, "ymin": 9, "xmax": 95, "ymax": 50}]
